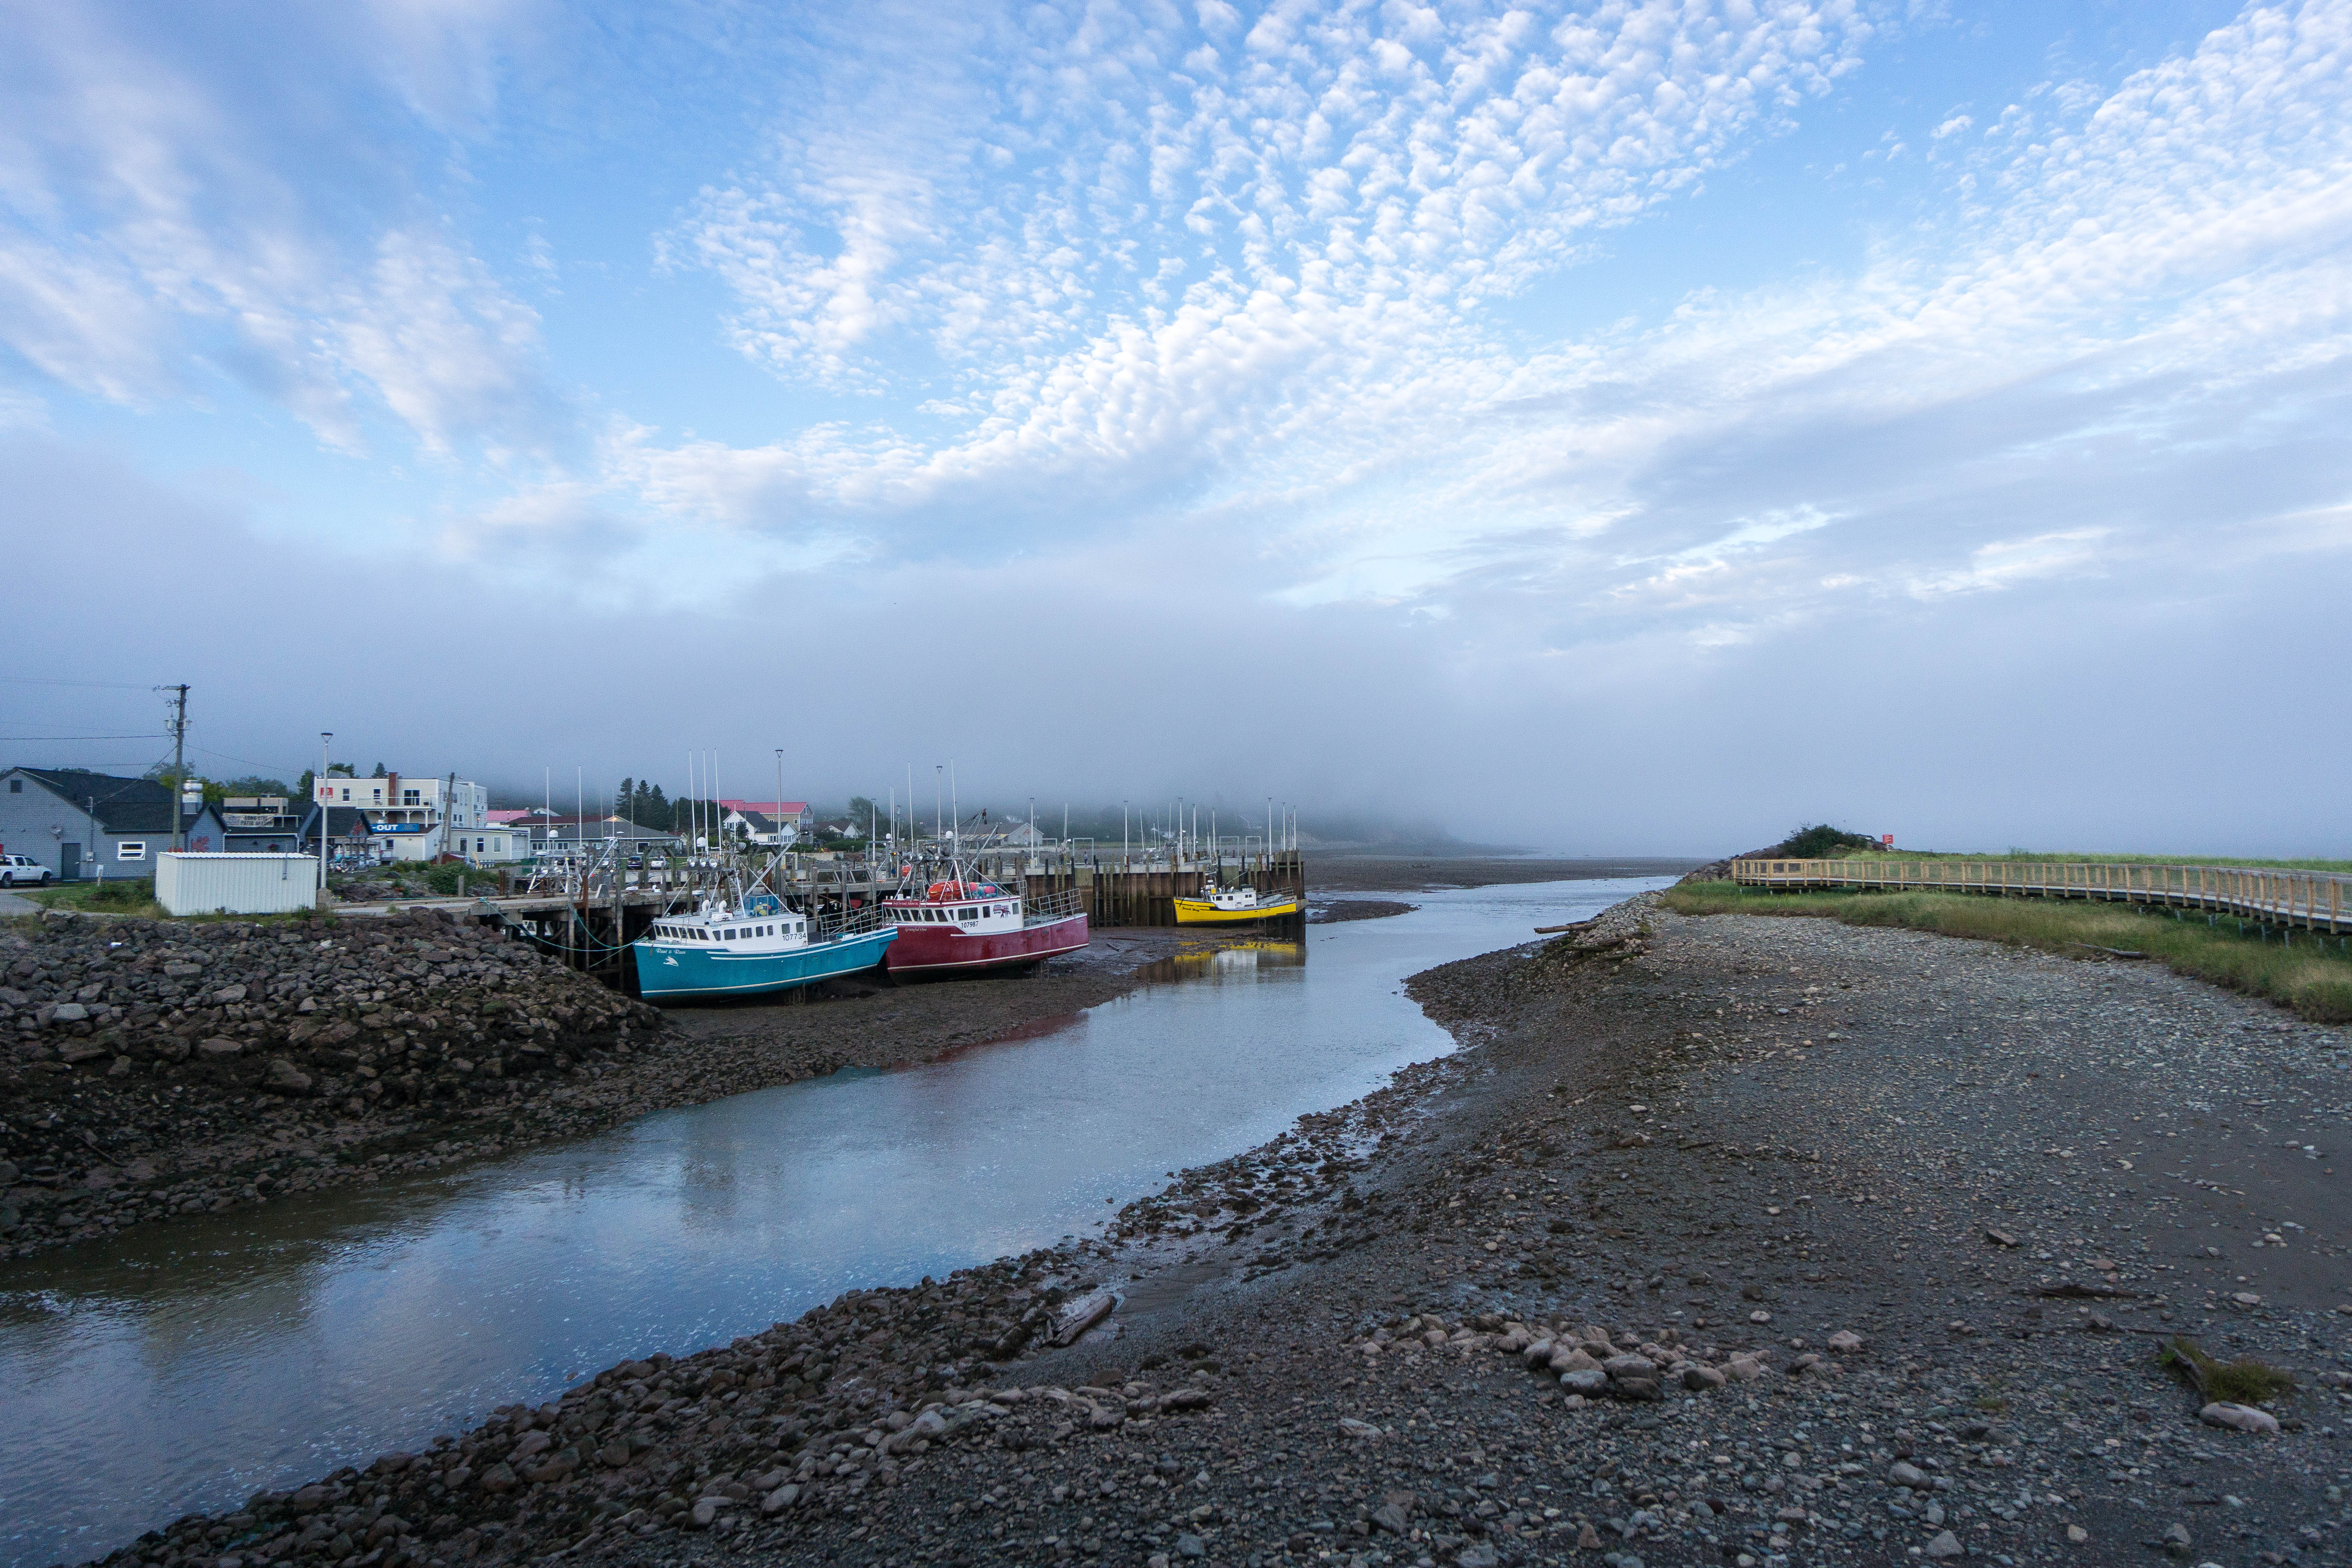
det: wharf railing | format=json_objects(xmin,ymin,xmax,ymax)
[{"xmin": 1729, "ymin": 858, "xmax": 2350, "ymax": 936}]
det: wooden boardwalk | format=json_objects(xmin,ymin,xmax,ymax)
[{"xmin": 1730, "ymin": 857, "xmax": 2352, "ymax": 937}]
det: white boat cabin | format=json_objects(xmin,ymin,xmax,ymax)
[
  {"xmin": 647, "ymin": 906, "xmax": 809, "ymax": 950},
  {"xmin": 1205, "ymin": 886, "xmax": 1266, "ymax": 911},
  {"xmin": 886, "ymin": 883, "xmax": 1022, "ymax": 932}
]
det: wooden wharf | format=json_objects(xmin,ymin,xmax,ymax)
[
  {"xmin": 329, "ymin": 844, "xmax": 1310, "ymax": 989},
  {"xmin": 1731, "ymin": 857, "xmax": 2351, "ymax": 940}
]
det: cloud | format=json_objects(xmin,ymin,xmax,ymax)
[{"xmin": 0, "ymin": 0, "xmax": 561, "ymax": 456}]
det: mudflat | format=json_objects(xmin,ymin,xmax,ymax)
[
  {"xmin": 76, "ymin": 893, "xmax": 2352, "ymax": 1568},
  {"xmin": 1313, "ymin": 856, "xmax": 1704, "ymax": 894}
]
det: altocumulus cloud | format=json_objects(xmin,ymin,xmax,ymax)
[{"xmin": 1, "ymin": 0, "xmax": 2348, "ymax": 852}]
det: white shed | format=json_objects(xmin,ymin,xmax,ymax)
[{"xmin": 155, "ymin": 853, "xmax": 320, "ymax": 916}]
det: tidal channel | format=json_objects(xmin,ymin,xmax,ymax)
[{"xmin": 0, "ymin": 876, "xmax": 1668, "ymax": 1568}]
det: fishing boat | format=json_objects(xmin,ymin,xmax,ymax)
[
  {"xmin": 632, "ymin": 890, "xmax": 897, "ymax": 1001},
  {"xmin": 1172, "ymin": 884, "xmax": 1304, "ymax": 926},
  {"xmin": 881, "ymin": 879, "xmax": 1089, "ymax": 975}
]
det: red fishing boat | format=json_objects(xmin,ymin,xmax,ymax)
[{"xmin": 881, "ymin": 878, "xmax": 1089, "ymax": 975}]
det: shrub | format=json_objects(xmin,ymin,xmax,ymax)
[{"xmin": 1775, "ymin": 823, "xmax": 1878, "ymax": 859}]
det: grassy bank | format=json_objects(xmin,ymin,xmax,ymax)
[{"xmin": 1663, "ymin": 882, "xmax": 2352, "ymax": 1023}]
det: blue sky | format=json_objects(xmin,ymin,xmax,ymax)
[{"xmin": 2, "ymin": 0, "xmax": 2347, "ymax": 853}]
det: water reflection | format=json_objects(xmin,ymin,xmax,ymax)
[
  {"xmin": 0, "ymin": 877, "xmax": 1669, "ymax": 1568},
  {"xmin": 1130, "ymin": 939, "xmax": 1306, "ymax": 986}
]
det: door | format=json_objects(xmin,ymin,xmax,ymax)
[{"xmin": 60, "ymin": 842, "xmax": 80, "ymax": 880}]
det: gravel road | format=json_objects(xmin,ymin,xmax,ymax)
[{"xmin": 78, "ymin": 895, "xmax": 2352, "ymax": 1568}]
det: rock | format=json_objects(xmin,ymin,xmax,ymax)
[
  {"xmin": 213, "ymin": 984, "xmax": 248, "ymax": 1004},
  {"xmin": 0, "ymin": 1161, "xmax": 16, "ymax": 1185},
  {"xmin": 1455, "ymin": 1548, "xmax": 1499, "ymax": 1568},
  {"xmin": 1339, "ymin": 1417, "xmax": 1383, "ymax": 1439},
  {"xmin": 49, "ymin": 1002, "xmax": 89, "ymax": 1023},
  {"xmin": 1748, "ymin": 1309, "xmax": 1771, "ymax": 1324},
  {"xmin": 59, "ymin": 1041, "xmax": 110, "ymax": 1064},
  {"xmin": 760, "ymin": 1484, "xmax": 799, "ymax": 1515},
  {"xmin": 197, "ymin": 1037, "xmax": 244, "ymax": 1060},
  {"xmin": 1561, "ymin": 1368, "xmax": 1609, "ymax": 1395},
  {"xmin": 688, "ymin": 1498, "xmax": 717, "ymax": 1530},
  {"xmin": 1579, "ymin": 1523, "xmax": 1602, "ymax": 1549},
  {"xmin": 263, "ymin": 1058, "xmax": 314, "ymax": 1095},
  {"xmin": 1826, "ymin": 1330, "xmax": 1864, "ymax": 1354},
  {"xmin": 476, "ymin": 1463, "xmax": 516, "ymax": 1495},
  {"xmin": 1888, "ymin": 1462, "xmax": 1928, "ymax": 1487},
  {"xmin": 509, "ymin": 1431, "xmax": 552, "ymax": 1463},
  {"xmin": 1370, "ymin": 1503, "xmax": 1409, "ymax": 1534},
  {"xmin": 2199, "ymin": 1402, "xmax": 2279, "ymax": 1434},
  {"xmin": 1681, "ymin": 1364, "xmax": 1727, "ymax": 1391},
  {"xmin": 1549, "ymin": 1344, "xmax": 1601, "ymax": 1374},
  {"xmin": 2066, "ymin": 1524, "xmax": 2089, "ymax": 1543},
  {"xmin": 1174, "ymin": 1534, "xmax": 1205, "ymax": 1559},
  {"xmin": 1986, "ymin": 1228, "xmax": 2019, "ymax": 1247},
  {"xmin": 2162, "ymin": 1521, "xmax": 2192, "ymax": 1558},
  {"xmin": 1724, "ymin": 1355, "xmax": 1765, "ymax": 1382},
  {"xmin": 1923, "ymin": 1501, "xmax": 1944, "ymax": 1526},
  {"xmin": 1924, "ymin": 1528, "xmax": 1964, "ymax": 1558}
]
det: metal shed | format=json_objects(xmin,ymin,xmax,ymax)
[{"xmin": 155, "ymin": 853, "xmax": 319, "ymax": 916}]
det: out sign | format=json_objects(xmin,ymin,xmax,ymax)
[{"xmin": 1881, "ymin": 834, "xmax": 1894, "ymax": 847}]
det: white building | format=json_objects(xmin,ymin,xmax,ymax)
[{"xmin": 310, "ymin": 772, "xmax": 510, "ymax": 861}]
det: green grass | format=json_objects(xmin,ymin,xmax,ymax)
[
  {"xmin": 1822, "ymin": 848, "xmax": 2352, "ymax": 874},
  {"xmin": 18, "ymin": 879, "xmax": 164, "ymax": 918},
  {"xmin": 1661, "ymin": 881, "xmax": 2352, "ymax": 1023},
  {"xmin": 2159, "ymin": 1336, "xmax": 2296, "ymax": 1404}
]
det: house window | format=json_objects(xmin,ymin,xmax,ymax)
[
  {"xmin": 339, "ymin": 788, "xmax": 351, "ymax": 802},
  {"xmin": 7, "ymin": 780, "xmax": 18, "ymax": 793},
  {"xmin": 403, "ymin": 789, "xmax": 421, "ymax": 806},
  {"xmin": 118, "ymin": 842, "xmax": 147, "ymax": 860}
]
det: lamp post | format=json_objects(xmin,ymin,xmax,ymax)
[{"xmin": 318, "ymin": 732, "xmax": 333, "ymax": 902}]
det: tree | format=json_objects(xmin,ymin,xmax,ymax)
[{"xmin": 371, "ymin": 762, "xmax": 388, "ymax": 778}]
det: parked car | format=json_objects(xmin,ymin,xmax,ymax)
[{"xmin": 0, "ymin": 854, "xmax": 55, "ymax": 887}]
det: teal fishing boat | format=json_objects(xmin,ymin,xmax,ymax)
[{"xmin": 632, "ymin": 891, "xmax": 896, "ymax": 1001}]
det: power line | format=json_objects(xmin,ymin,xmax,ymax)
[
  {"xmin": 0, "ymin": 675, "xmax": 156, "ymax": 690},
  {"xmin": 0, "ymin": 733, "xmax": 166, "ymax": 741}
]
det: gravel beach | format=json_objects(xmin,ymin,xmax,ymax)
[{"xmin": 58, "ymin": 887, "xmax": 2352, "ymax": 1568}]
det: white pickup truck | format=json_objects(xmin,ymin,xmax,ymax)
[{"xmin": 0, "ymin": 853, "xmax": 56, "ymax": 887}]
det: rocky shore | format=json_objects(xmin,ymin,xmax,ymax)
[
  {"xmin": 57, "ymin": 887, "xmax": 2352, "ymax": 1568},
  {"xmin": 0, "ymin": 911, "xmax": 1202, "ymax": 1259}
]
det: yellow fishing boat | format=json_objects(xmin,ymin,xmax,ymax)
[{"xmin": 1173, "ymin": 886, "xmax": 1304, "ymax": 925}]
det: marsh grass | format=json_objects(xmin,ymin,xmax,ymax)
[{"xmin": 1661, "ymin": 882, "xmax": 2352, "ymax": 1022}]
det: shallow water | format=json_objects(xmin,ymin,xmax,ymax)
[{"xmin": 0, "ymin": 876, "xmax": 1666, "ymax": 1568}]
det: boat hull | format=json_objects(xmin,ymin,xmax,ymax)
[
  {"xmin": 632, "ymin": 927, "xmax": 897, "ymax": 1002},
  {"xmin": 883, "ymin": 912, "xmax": 1090, "ymax": 975},
  {"xmin": 1172, "ymin": 896, "xmax": 1303, "ymax": 926}
]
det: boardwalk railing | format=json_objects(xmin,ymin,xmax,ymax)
[{"xmin": 1729, "ymin": 858, "xmax": 2350, "ymax": 936}]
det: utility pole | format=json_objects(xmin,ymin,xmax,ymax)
[
  {"xmin": 318, "ymin": 732, "xmax": 333, "ymax": 900},
  {"xmin": 163, "ymin": 684, "xmax": 190, "ymax": 851}
]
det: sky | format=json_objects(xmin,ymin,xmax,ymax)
[{"xmin": 2, "ymin": 0, "xmax": 2347, "ymax": 856}]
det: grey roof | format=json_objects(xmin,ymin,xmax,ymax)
[{"xmin": 9, "ymin": 768, "xmax": 193, "ymax": 835}]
